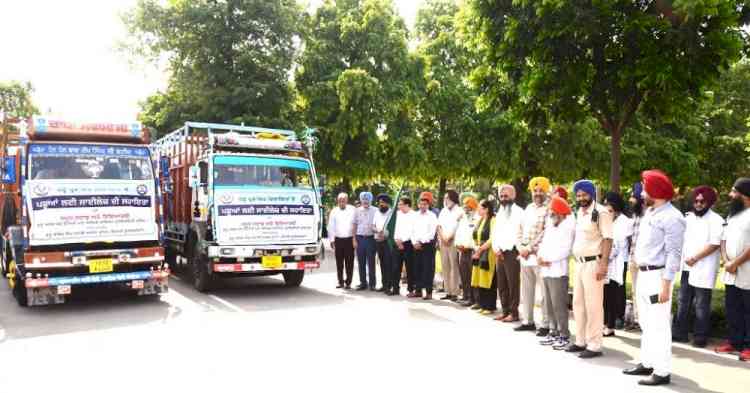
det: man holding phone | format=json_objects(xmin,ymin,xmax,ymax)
[{"xmin": 623, "ymin": 170, "xmax": 685, "ymax": 386}]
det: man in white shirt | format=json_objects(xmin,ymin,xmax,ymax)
[
  {"xmin": 492, "ymin": 184, "xmax": 524, "ymax": 322},
  {"xmin": 538, "ymin": 196, "xmax": 575, "ymax": 349},
  {"xmin": 328, "ymin": 193, "xmax": 356, "ymax": 289},
  {"xmin": 438, "ymin": 190, "xmax": 463, "ymax": 301},
  {"xmin": 353, "ymin": 191, "xmax": 378, "ymax": 291},
  {"xmin": 393, "ymin": 197, "xmax": 417, "ymax": 297},
  {"xmin": 373, "ymin": 194, "xmax": 395, "ymax": 294},
  {"xmin": 715, "ymin": 178, "xmax": 750, "ymax": 362},
  {"xmin": 515, "ymin": 177, "xmax": 551, "ymax": 335},
  {"xmin": 673, "ymin": 186, "xmax": 723, "ymax": 348},
  {"xmin": 412, "ymin": 192, "xmax": 439, "ymax": 300}
]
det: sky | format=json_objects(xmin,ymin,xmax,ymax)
[{"xmin": 0, "ymin": 0, "xmax": 424, "ymax": 123}]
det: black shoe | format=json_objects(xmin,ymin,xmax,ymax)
[
  {"xmin": 623, "ymin": 364, "xmax": 654, "ymax": 376},
  {"xmin": 672, "ymin": 336, "xmax": 689, "ymax": 343},
  {"xmin": 440, "ymin": 294, "xmax": 453, "ymax": 300},
  {"xmin": 638, "ymin": 374, "xmax": 670, "ymax": 386},
  {"xmin": 564, "ymin": 344, "xmax": 586, "ymax": 353},
  {"xmin": 514, "ymin": 324, "xmax": 536, "ymax": 332},
  {"xmin": 536, "ymin": 328, "xmax": 550, "ymax": 337},
  {"xmin": 578, "ymin": 350, "xmax": 603, "ymax": 359},
  {"xmin": 603, "ymin": 331, "xmax": 616, "ymax": 337},
  {"xmin": 336, "ymin": 283, "xmax": 344, "ymax": 289},
  {"xmin": 356, "ymin": 285, "xmax": 368, "ymax": 291},
  {"xmin": 459, "ymin": 301, "xmax": 473, "ymax": 307},
  {"xmin": 450, "ymin": 296, "xmax": 461, "ymax": 303},
  {"xmin": 345, "ymin": 284, "xmax": 352, "ymax": 290},
  {"xmin": 376, "ymin": 287, "xmax": 386, "ymax": 292},
  {"xmin": 369, "ymin": 287, "xmax": 377, "ymax": 291},
  {"xmin": 388, "ymin": 290, "xmax": 399, "ymax": 296}
]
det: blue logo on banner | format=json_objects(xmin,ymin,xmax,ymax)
[
  {"xmin": 129, "ymin": 123, "xmax": 142, "ymax": 138},
  {"xmin": 1, "ymin": 157, "xmax": 15, "ymax": 184},
  {"xmin": 35, "ymin": 117, "xmax": 48, "ymax": 133}
]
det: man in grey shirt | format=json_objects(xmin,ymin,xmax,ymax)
[
  {"xmin": 353, "ymin": 191, "xmax": 378, "ymax": 290},
  {"xmin": 623, "ymin": 170, "xmax": 685, "ymax": 386}
]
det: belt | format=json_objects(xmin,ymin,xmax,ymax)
[
  {"xmin": 638, "ymin": 265, "xmax": 664, "ymax": 272},
  {"xmin": 577, "ymin": 255, "xmax": 601, "ymax": 263}
]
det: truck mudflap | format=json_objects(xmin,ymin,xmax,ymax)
[
  {"xmin": 213, "ymin": 261, "xmax": 320, "ymax": 273},
  {"xmin": 23, "ymin": 269, "xmax": 170, "ymax": 306}
]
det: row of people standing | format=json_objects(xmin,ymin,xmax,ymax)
[{"xmin": 326, "ymin": 171, "xmax": 750, "ymax": 387}]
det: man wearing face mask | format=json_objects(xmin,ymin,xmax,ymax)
[
  {"xmin": 353, "ymin": 192, "xmax": 378, "ymax": 291},
  {"xmin": 626, "ymin": 182, "xmax": 645, "ymax": 331},
  {"xmin": 565, "ymin": 179, "xmax": 613, "ymax": 359},
  {"xmin": 492, "ymin": 184, "xmax": 524, "ymax": 322},
  {"xmin": 623, "ymin": 170, "xmax": 685, "ymax": 386},
  {"xmin": 438, "ymin": 190, "xmax": 463, "ymax": 301},
  {"xmin": 715, "ymin": 178, "xmax": 750, "ymax": 362},
  {"xmin": 673, "ymin": 186, "xmax": 723, "ymax": 348},
  {"xmin": 373, "ymin": 194, "xmax": 394, "ymax": 294},
  {"xmin": 515, "ymin": 177, "xmax": 551, "ymax": 336}
]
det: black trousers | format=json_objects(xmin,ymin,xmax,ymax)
[
  {"xmin": 415, "ymin": 241, "xmax": 436, "ymax": 294},
  {"xmin": 478, "ymin": 273, "xmax": 498, "ymax": 311},
  {"xmin": 334, "ymin": 237, "xmax": 354, "ymax": 286},
  {"xmin": 496, "ymin": 249, "xmax": 520, "ymax": 317},
  {"xmin": 394, "ymin": 241, "xmax": 415, "ymax": 292},
  {"xmin": 604, "ymin": 280, "xmax": 625, "ymax": 329},
  {"xmin": 376, "ymin": 240, "xmax": 394, "ymax": 290},
  {"xmin": 458, "ymin": 250, "xmax": 477, "ymax": 302}
]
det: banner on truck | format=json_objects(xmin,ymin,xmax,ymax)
[
  {"xmin": 26, "ymin": 180, "xmax": 159, "ymax": 246},
  {"xmin": 214, "ymin": 188, "xmax": 318, "ymax": 245}
]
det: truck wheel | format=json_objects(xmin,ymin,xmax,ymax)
[
  {"xmin": 282, "ymin": 270, "xmax": 304, "ymax": 287},
  {"xmin": 9, "ymin": 261, "xmax": 28, "ymax": 307},
  {"xmin": 192, "ymin": 246, "xmax": 212, "ymax": 293}
]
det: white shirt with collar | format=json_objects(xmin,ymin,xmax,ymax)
[
  {"xmin": 455, "ymin": 212, "xmax": 479, "ymax": 250},
  {"xmin": 682, "ymin": 209, "xmax": 724, "ymax": 289},
  {"xmin": 328, "ymin": 204, "xmax": 355, "ymax": 242},
  {"xmin": 491, "ymin": 203, "xmax": 524, "ymax": 253},
  {"xmin": 438, "ymin": 205, "xmax": 463, "ymax": 241},
  {"xmin": 373, "ymin": 208, "xmax": 392, "ymax": 242},
  {"xmin": 412, "ymin": 209, "xmax": 439, "ymax": 245},
  {"xmin": 607, "ymin": 214, "xmax": 634, "ymax": 285},
  {"xmin": 538, "ymin": 214, "xmax": 575, "ymax": 278},
  {"xmin": 393, "ymin": 209, "xmax": 416, "ymax": 243},
  {"xmin": 722, "ymin": 208, "xmax": 750, "ymax": 289}
]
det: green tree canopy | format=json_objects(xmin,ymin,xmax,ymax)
[{"xmin": 122, "ymin": 0, "xmax": 303, "ymax": 136}]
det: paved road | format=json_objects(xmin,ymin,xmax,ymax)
[{"xmin": 0, "ymin": 250, "xmax": 747, "ymax": 393}]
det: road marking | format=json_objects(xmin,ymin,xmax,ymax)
[{"xmin": 208, "ymin": 294, "xmax": 244, "ymax": 312}]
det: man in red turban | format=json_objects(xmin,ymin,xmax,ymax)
[{"xmin": 624, "ymin": 169, "xmax": 686, "ymax": 386}]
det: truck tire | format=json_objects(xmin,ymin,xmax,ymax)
[
  {"xmin": 191, "ymin": 244, "xmax": 213, "ymax": 293},
  {"xmin": 282, "ymin": 270, "xmax": 304, "ymax": 287}
]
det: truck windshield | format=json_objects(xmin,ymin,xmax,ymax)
[
  {"xmin": 213, "ymin": 156, "xmax": 312, "ymax": 188},
  {"xmin": 30, "ymin": 155, "xmax": 153, "ymax": 181}
]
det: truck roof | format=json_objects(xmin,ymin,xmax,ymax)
[{"xmin": 24, "ymin": 116, "xmax": 150, "ymax": 144}]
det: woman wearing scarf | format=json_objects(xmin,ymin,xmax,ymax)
[
  {"xmin": 603, "ymin": 192, "xmax": 634, "ymax": 337},
  {"xmin": 470, "ymin": 199, "xmax": 497, "ymax": 315}
]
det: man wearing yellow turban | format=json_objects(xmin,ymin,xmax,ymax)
[{"xmin": 529, "ymin": 177, "xmax": 551, "ymax": 194}]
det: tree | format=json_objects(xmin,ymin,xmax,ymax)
[
  {"xmin": 468, "ymin": 0, "xmax": 747, "ymax": 191},
  {"xmin": 122, "ymin": 0, "xmax": 303, "ymax": 136},
  {"xmin": 0, "ymin": 81, "xmax": 38, "ymax": 146},
  {"xmin": 295, "ymin": 0, "xmax": 425, "ymax": 185}
]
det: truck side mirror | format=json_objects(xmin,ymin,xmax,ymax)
[{"xmin": 199, "ymin": 161, "xmax": 208, "ymax": 185}]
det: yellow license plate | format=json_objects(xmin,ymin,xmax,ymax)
[
  {"xmin": 88, "ymin": 258, "xmax": 113, "ymax": 274},
  {"xmin": 261, "ymin": 255, "xmax": 283, "ymax": 269}
]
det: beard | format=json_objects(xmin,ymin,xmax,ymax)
[
  {"xmin": 693, "ymin": 206, "xmax": 708, "ymax": 217},
  {"xmin": 379, "ymin": 206, "xmax": 389, "ymax": 213},
  {"xmin": 500, "ymin": 199, "xmax": 511, "ymax": 206},
  {"xmin": 577, "ymin": 199, "xmax": 592, "ymax": 209},
  {"xmin": 644, "ymin": 197, "xmax": 655, "ymax": 207},
  {"xmin": 729, "ymin": 198, "xmax": 746, "ymax": 217},
  {"xmin": 630, "ymin": 200, "xmax": 643, "ymax": 217}
]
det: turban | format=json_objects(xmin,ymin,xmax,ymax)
[
  {"xmin": 376, "ymin": 193, "xmax": 392, "ymax": 205},
  {"xmin": 498, "ymin": 184, "xmax": 517, "ymax": 200},
  {"xmin": 733, "ymin": 178, "xmax": 750, "ymax": 198},
  {"xmin": 692, "ymin": 186, "xmax": 717, "ymax": 208},
  {"xmin": 603, "ymin": 192, "xmax": 626, "ymax": 213},
  {"xmin": 642, "ymin": 169, "xmax": 674, "ymax": 200},
  {"xmin": 529, "ymin": 177, "xmax": 551, "ymax": 193},
  {"xmin": 419, "ymin": 191, "xmax": 434, "ymax": 205},
  {"xmin": 632, "ymin": 182, "xmax": 644, "ymax": 202},
  {"xmin": 550, "ymin": 195, "xmax": 572, "ymax": 216},
  {"xmin": 359, "ymin": 192, "xmax": 373, "ymax": 203},
  {"xmin": 554, "ymin": 186, "xmax": 568, "ymax": 200},
  {"xmin": 573, "ymin": 179, "xmax": 596, "ymax": 199},
  {"xmin": 463, "ymin": 196, "xmax": 478, "ymax": 210}
]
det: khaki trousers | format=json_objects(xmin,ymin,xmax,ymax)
[
  {"xmin": 440, "ymin": 243, "xmax": 460, "ymax": 296},
  {"xmin": 573, "ymin": 260, "xmax": 605, "ymax": 352},
  {"xmin": 628, "ymin": 261, "xmax": 640, "ymax": 323}
]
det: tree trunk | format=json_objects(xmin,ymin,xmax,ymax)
[
  {"xmin": 340, "ymin": 177, "xmax": 353, "ymax": 197},
  {"xmin": 511, "ymin": 177, "xmax": 529, "ymax": 208},
  {"xmin": 609, "ymin": 125, "xmax": 622, "ymax": 193},
  {"xmin": 437, "ymin": 178, "xmax": 447, "ymax": 209}
]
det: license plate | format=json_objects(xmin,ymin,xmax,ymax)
[
  {"xmin": 57, "ymin": 285, "xmax": 71, "ymax": 295},
  {"xmin": 131, "ymin": 280, "xmax": 144, "ymax": 289},
  {"xmin": 261, "ymin": 255, "xmax": 283, "ymax": 269},
  {"xmin": 88, "ymin": 258, "xmax": 113, "ymax": 273}
]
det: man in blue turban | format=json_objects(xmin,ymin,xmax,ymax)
[{"xmin": 352, "ymin": 191, "xmax": 378, "ymax": 290}]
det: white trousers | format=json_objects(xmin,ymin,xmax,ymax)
[{"xmin": 636, "ymin": 269, "xmax": 672, "ymax": 377}]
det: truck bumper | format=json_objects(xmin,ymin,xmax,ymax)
[
  {"xmin": 212, "ymin": 261, "xmax": 320, "ymax": 273},
  {"xmin": 23, "ymin": 269, "xmax": 169, "ymax": 306}
]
